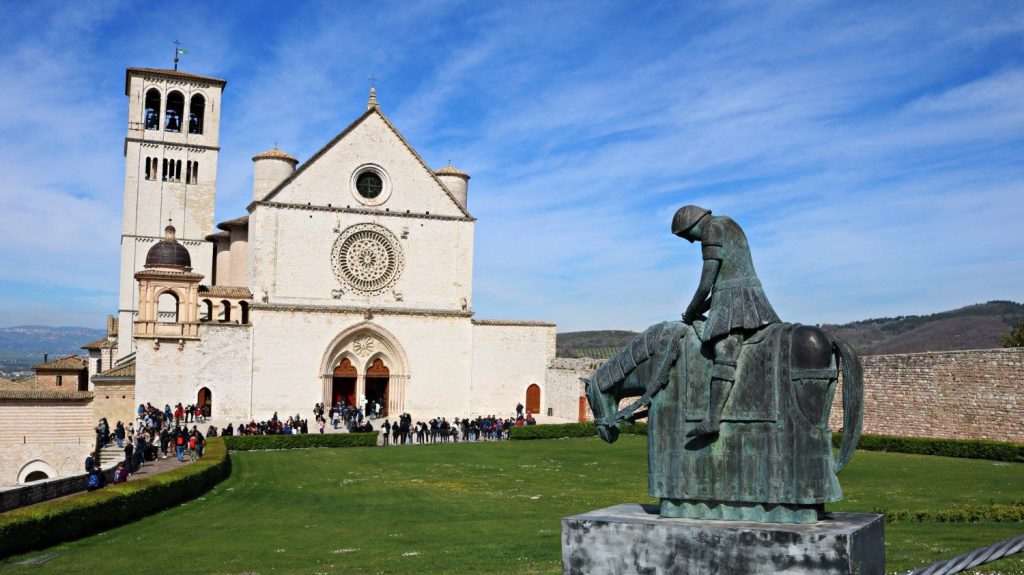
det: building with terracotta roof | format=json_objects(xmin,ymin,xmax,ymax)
[
  {"xmin": 32, "ymin": 355, "xmax": 88, "ymax": 392},
  {"xmin": 1, "ymin": 365, "xmax": 97, "ymax": 485},
  {"xmin": 87, "ymin": 66, "xmax": 578, "ymax": 433}
]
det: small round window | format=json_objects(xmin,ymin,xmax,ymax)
[
  {"xmin": 356, "ymin": 172, "xmax": 383, "ymax": 199},
  {"xmin": 349, "ymin": 164, "xmax": 392, "ymax": 206}
]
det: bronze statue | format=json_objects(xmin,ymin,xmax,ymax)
[
  {"xmin": 584, "ymin": 206, "xmax": 864, "ymax": 524},
  {"xmin": 672, "ymin": 206, "xmax": 781, "ymax": 437}
]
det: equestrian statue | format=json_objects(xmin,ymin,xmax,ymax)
[{"xmin": 583, "ymin": 205, "xmax": 864, "ymax": 524}]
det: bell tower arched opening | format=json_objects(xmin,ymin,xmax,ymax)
[
  {"xmin": 189, "ymin": 94, "xmax": 205, "ymax": 134},
  {"xmin": 332, "ymin": 358, "xmax": 357, "ymax": 407},
  {"xmin": 165, "ymin": 90, "xmax": 184, "ymax": 132},
  {"xmin": 144, "ymin": 88, "xmax": 161, "ymax": 130}
]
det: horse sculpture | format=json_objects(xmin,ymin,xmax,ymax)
[{"xmin": 584, "ymin": 319, "xmax": 864, "ymax": 524}]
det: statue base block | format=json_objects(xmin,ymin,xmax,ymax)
[{"xmin": 561, "ymin": 504, "xmax": 884, "ymax": 575}]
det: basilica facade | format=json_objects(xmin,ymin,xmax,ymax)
[{"xmin": 96, "ymin": 67, "xmax": 567, "ymax": 424}]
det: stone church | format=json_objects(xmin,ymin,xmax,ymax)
[{"xmin": 95, "ymin": 66, "xmax": 570, "ymax": 425}]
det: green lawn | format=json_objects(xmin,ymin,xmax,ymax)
[{"xmin": 2, "ymin": 436, "xmax": 1023, "ymax": 574}]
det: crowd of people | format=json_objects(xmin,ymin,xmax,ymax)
[
  {"xmin": 87, "ymin": 401, "xmax": 213, "ymax": 490},
  {"xmin": 377, "ymin": 410, "xmax": 537, "ymax": 446},
  {"xmin": 223, "ymin": 412, "xmax": 311, "ymax": 435},
  {"xmin": 83, "ymin": 398, "xmax": 542, "ymax": 491}
]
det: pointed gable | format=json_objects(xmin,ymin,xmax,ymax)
[{"xmin": 259, "ymin": 108, "xmax": 471, "ymax": 218}]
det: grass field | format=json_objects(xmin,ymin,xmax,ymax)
[{"xmin": 2, "ymin": 436, "xmax": 1023, "ymax": 574}]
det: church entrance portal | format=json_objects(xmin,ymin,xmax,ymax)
[
  {"xmin": 365, "ymin": 358, "xmax": 389, "ymax": 417},
  {"xmin": 332, "ymin": 358, "xmax": 357, "ymax": 406}
]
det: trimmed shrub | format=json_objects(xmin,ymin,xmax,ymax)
[
  {"xmin": 834, "ymin": 433, "xmax": 1024, "ymax": 463},
  {"xmin": 877, "ymin": 502, "xmax": 1024, "ymax": 523},
  {"xmin": 0, "ymin": 437, "xmax": 231, "ymax": 560},
  {"xmin": 223, "ymin": 432, "xmax": 377, "ymax": 451},
  {"xmin": 508, "ymin": 422, "xmax": 648, "ymax": 440},
  {"xmin": 509, "ymin": 423, "xmax": 596, "ymax": 440},
  {"xmin": 621, "ymin": 422, "xmax": 648, "ymax": 436}
]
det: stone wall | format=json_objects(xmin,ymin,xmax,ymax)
[
  {"xmin": 829, "ymin": 347, "xmax": 1024, "ymax": 443},
  {"xmin": 558, "ymin": 348, "xmax": 1024, "ymax": 443},
  {"xmin": 0, "ymin": 399, "xmax": 96, "ymax": 486},
  {"xmin": 136, "ymin": 323, "xmax": 253, "ymax": 422},
  {"xmin": 0, "ymin": 462, "xmax": 117, "ymax": 513},
  {"xmin": 472, "ymin": 322, "xmax": 558, "ymax": 420},
  {"xmin": 546, "ymin": 358, "xmax": 606, "ymax": 423},
  {"xmin": 92, "ymin": 381, "xmax": 137, "ymax": 427}
]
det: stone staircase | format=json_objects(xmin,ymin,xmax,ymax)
[{"xmin": 95, "ymin": 442, "xmax": 124, "ymax": 467}]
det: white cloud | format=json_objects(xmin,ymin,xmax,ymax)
[{"xmin": 0, "ymin": 1, "xmax": 1022, "ymax": 331}]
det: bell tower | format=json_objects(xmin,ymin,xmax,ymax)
[{"xmin": 117, "ymin": 67, "xmax": 226, "ymax": 357}]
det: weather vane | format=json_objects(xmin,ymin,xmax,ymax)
[{"xmin": 173, "ymin": 40, "xmax": 188, "ymax": 71}]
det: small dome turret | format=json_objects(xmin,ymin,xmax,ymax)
[
  {"xmin": 252, "ymin": 146, "xmax": 298, "ymax": 201},
  {"xmin": 252, "ymin": 147, "xmax": 298, "ymax": 163},
  {"xmin": 145, "ymin": 225, "xmax": 192, "ymax": 270},
  {"xmin": 435, "ymin": 163, "xmax": 471, "ymax": 209}
]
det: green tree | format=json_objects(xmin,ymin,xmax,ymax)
[{"xmin": 1003, "ymin": 318, "xmax": 1024, "ymax": 347}]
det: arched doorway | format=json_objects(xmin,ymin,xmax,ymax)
[
  {"xmin": 320, "ymin": 323, "xmax": 410, "ymax": 416},
  {"xmin": 526, "ymin": 384, "xmax": 541, "ymax": 416},
  {"xmin": 365, "ymin": 358, "xmax": 389, "ymax": 417},
  {"xmin": 332, "ymin": 358, "xmax": 357, "ymax": 407},
  {"xmin": 198, "ymin": 387, "xmax": 212, "ymax": 418}
]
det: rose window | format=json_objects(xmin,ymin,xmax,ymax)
[{"xmin": 332, "ymin": 224, "xmax": 404, "ymax": 295}]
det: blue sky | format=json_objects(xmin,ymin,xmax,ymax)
[{"xmin": 0, "ymin": 1, "xmax": 1022, "ymax": 332}]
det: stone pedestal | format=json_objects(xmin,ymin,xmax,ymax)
[{"xmin": 562, "ymin": 504, "xmax": 884, "ymax": 575}]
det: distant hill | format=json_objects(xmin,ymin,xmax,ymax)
[
  {"xmin": 556, "ymin": 301, "xmax": 1024, "ymax": 358},
  {"xmin": 0, "ymin": 325, "xmax": 105, "ymax": 376},
  {"xmin": 821, "ymin": 300, "xmax": 1024, "ymax": 355},
  {"xmin": 556, "ymin": 330, "xmax": 638, "ymax": 359}
]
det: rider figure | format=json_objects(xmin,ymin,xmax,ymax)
[{"xmin": 672, "ymin": 205, "xmax": 781, "ymax": 437}]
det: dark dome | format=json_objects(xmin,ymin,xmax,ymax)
[{"xmin": 145, "ymin": 226, "xmax": 191, "ymax": 270}]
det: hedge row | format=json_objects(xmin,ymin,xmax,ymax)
[
  {"xmin": 508, "ymin": 422, "xmax": 596, "ymax": 440},
  {"xmin": 833, "ymin": 433, "xmax": 1024, "ymax": 463},
  {"xmin": 223, "ymin": 432, "xmax": 377, "ymax": 451},
  {"xmin": 878, "ymin": 502, "xmax": 1024, "ymax": 523},
  {"xmin": 0, "ymin": 437, "xmax": 231, "ymax": 560},
  {"xmin": 507, "ymin": 422, "xmax": 648, "ymax": 440},
  {"xmin": 509, "ymin": 424, "xmax": 1024, "ymax": 464}
]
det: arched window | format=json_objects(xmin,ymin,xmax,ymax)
[
  {"xmin": 162, "ymin": 158, "xmax": 169, "ymax": 181},
  {"xmin": 18, "ymin": 460, "xmax": 57, "ymax": 484},
  {"xmin": 190, "ymin": 161, "xmax": 199, "ymax": 184},
  {"xmin": 151, "ymin": 157, "xmax": 159, "ymax": 180},
  {"xmin": 165, "ymin": 91, "xmax": 184, "ymax": 132},
  {"xmin": 24, "ymin": 471, "xmax": 48, "ymax": 483},
  {"xmin": 175, "ymin": 159, "xmax": 182, "ymax": 181},
  {"xmin": 144, "ymin": 88, "xmax": 161, "ymax": 130},
  {"xmin": 189, "ymin": 94, "xmax": 205, "ymax": 134},
  {"xmin": 144, "ymin": 157, "xmax": 152, "ymax": 180},
  {"xmin": 240, "ymin": 301, "xmax": 249, "ymax": 324},
  {"xmin": 219, "ymin": 300, "xmax": 232, "ymax": 322},
  {"xmin": 157, "ymin": 291, "xmax": 180, "ymax": 323},
  {"xmin": 200, "ymin": 299, "xmax": 213, "ymax": 322}
]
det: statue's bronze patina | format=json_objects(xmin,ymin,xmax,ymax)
[{"xmin": 584, "ymin": 206, "xmax": 864, "ymax": 524}]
